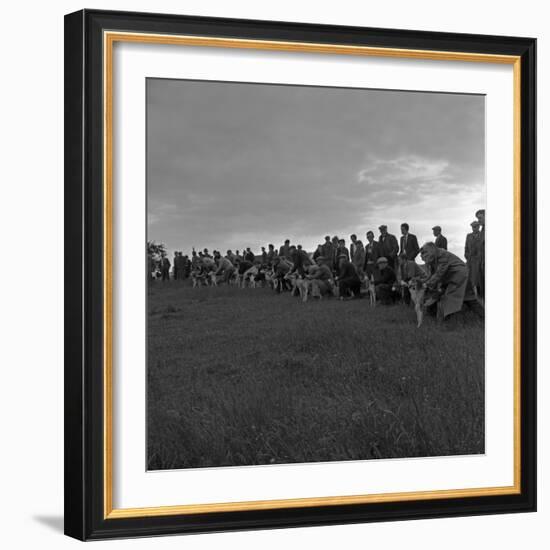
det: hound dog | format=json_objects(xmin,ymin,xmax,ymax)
[
  {"xmin": 407, "ymin": 278, "xmax": 425, "ymax": 327},
  {"xmin": 208, "ymin": 271, "xmax": 219, "ymax": 287},
  {"xmin": 241, "ymin": 265, "xmax": 259, "ymax": 288},
  {"xmin": 365, "ymin": 276, "xmax": 376, "ymax": 307},
  {"xmin": 190, "ymin": 268, "xmax": 206, "ymax": 287},
  {"xmin": 407, "ymin": 279, "xmax": 442, "ymax": 328},
  {"xmin": 284, "ymin": 271, "xmax": 310, "ymax": 302}
]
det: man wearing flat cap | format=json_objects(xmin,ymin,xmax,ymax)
[
  {"xmin": 464, "ymin": 220, "xmax": 483, "ymax": 295},
  {"xmin": 378, "ymin": 225, "xmax": 399, "ymax": 269},
  {"xmin": 432, "ymin": 226, "xmax": 448, "ymax": 250}
]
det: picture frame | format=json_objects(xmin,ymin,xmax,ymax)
[{"xmin": 64, "ymin": 9, "xmax": 536, "ymax": 541}]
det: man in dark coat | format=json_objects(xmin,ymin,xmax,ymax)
[
  {"xmin": 173, "ymin": 252, "xmax": 179, "ymax": 280},
  {"xmin": 320, "ymin": 236, "xmax": 334, "ymax": 268},
  {"xmin": 266, "ymin": 244, "xmax": 277, "ymax": 267},
  {"xmin": 378, "ymin": 225, "xmax": 399, "ymax": 269},
  {"xmin": 465, "ymin": 221, "xmax": 483, "ymax": 295},
  {"xmin": 278, "ymin": 239, "xmax": 291, "ymax": 260},
  {"xmin": 244, "ymin": 247, "xmax": 255, "ymax": 263},
  {"xmin": 335, "ymin": 239, "xmax": 350, "ymax": 262},
  {"xmin": 475, "ymin": 209, "xmax": 485, "ymax": 300},
  {"xmin": 364, "ymin": 231, "xmax": 380, "ymax": 278},
  {"xmin": 350, "ymin": 234, "xmax": 360, "ymax": 261},
  {"xmin": 399, "ymin": 223, "xmax": 420, "ymax": 260},
  {"xmin": 336, "ymin": 254, "xmax": 361, "ymax": 298},
  {"xmin": 373, "ymin": 256, "xmax": 396, "ymax": 304},
  {"xmin": 432, "ymin": 226, "xmax": 448, "ymax": 250},
  {"xmin": 161, "ymin": 256, "xmax": 171, "ymax": 281}
]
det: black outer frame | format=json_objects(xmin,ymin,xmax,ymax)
[{"xmin": 64, "ymin": 9, "xmax": 537, "ymax": 541}]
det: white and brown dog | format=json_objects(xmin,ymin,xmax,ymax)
[
  {"xmin": 407, "ymin": 278, "xmax": 426, "ymax": 328},
  {"xmin": 284, "ymin": 272, "xmax": 310, "ymax": 302}
]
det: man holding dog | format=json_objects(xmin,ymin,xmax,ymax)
[
  {"xmin": 420, "ymin": 242, "xmax": 479, "ymax": 319},
  {"xmin": 215, "ymin": 253, "xmax": 236, "ymax": 284},
  {"xmin": 308, "ymin": 256, "xmax": 334, "ymax": 298}
]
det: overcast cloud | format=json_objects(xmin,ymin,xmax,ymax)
[{"xmin": 147, "ymin": 78, "xmax": 485, "ymax": 259}]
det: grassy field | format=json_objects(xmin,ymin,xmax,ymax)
[{"xmin": 147, "ymin": 281, "xmax": 484, "ymax": 470}]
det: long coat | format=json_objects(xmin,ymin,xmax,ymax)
[
  {"xmin": 425, "ymin": 248, "xmax": 473, "ymax": 317},
  {"xmin": 464, "ymin": 232, "xmax": 483, "ymax": 288}
]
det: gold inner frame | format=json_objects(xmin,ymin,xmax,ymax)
[{"xmin": 103, "ymin": 31, "xmax": 522, "ymax": 519}]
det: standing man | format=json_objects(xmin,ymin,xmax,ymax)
[
  {"xmin": 266, "ymin": 244, "xmax": 277, "ymax": 267},
  {"xmin": 399, "ymin": 223, "xmax": 420, "ymax": 260},
  {"xmin": 244, "ymin": 247, "xmax": 255, "ymax": 263},
  {"xmin": 173, "ymin": 252, "xmax": 179, "ymax": 280},
  {"xmin": 465, "ymin": 220, "xmax": 483, "ymax": 296},
  {"xmin": 350, "ymin": 234, "xmax": 360, "ymax": 261},
  {"xmin": 378, "ymin": 225, "xmax": 399, "ymax": 269},
  {"xmin": 364, "ymin": 231, "xmax": 380, "ymax": 278},
  {"xmin": 351, "ymin": 239, "xmax": 365, "ymax": 279},
  {"xmin": 320, "ymin": 236, "xmax": 334, "ymax": 268},
  {"xmin": 331, "ymin": 236, "xmax": 340, "ymax": 271},
  {"xmin": 475, "ymin": 209, "xmax": 485, "ymax": 300},
  {"xmin": 147, "ymin": 253, "xmax": 155, "ymax": 282},
  {"xmin": 161, "ymin": 256, "xmax": 171, "ymax": 282},
  {"xmin": 335, "ymin": 239, "xmax": 350, "ymax": 262},
  {"xmin": 432, "ymin": 226, "xmax": 448, "ymax": 250},
  {"xmin": 261, "ymin": 246, "xmax": 267, "ymax": 265},
  {"xmin": 279, "ymin": 239, "xmax": 291, "ymax": 260}
]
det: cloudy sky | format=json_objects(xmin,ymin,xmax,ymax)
[{"xmin": 147, "ymin": 78, "xmax": 485, "ymax": 259}]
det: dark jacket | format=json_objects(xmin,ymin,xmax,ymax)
[
  {"xmin": 435, "ymin": 234, "xmax": 448, "ymax": 250},
  {"xmin": 279, "ymin": 244, "xmax": 291, "ymax": 259},
  {"xmin": 335, "ymin": 245, "xmax": 350, "ymax": 262},
  {"xmin": 290, "ymin": 249, "xmax": 312, "ymax": 273},
  {"xmin": 374, "ymin": 266, "xmax": 396, "ymax": 286},
  {"xmin": 399, "ymin": 233, "xmax": 420, "ymax": 260},
  {"xmin": 244, "ymin": 250, "xmax": 255, "ymax": 263},
  {"xmin": 338, "ymin": 260, "xmax": 360, "ymax": 282},
  {"xmin": 379, "ymin": 233, "xmax": 399, "ymax": 260},
  {"xmin": 320, "ymin": 241, "xmax": 334, "ymax": 259}
]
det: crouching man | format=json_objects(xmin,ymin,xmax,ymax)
[
  {"xmin": 420, "ymin": 242, "xmax": 482, "ymax": 320},
  {"xmin": 308, "ymin": 256, "xmax": 334, "ymax": 298},
  {"xmin": 373, "ymin": 256, "xmax": 396, "ymax": 304},
  {"xmin": 215, "ymin": 254, "xmax": 236, "ymax": 284},
  {"xmin": 336, "ymin": 254, "xmax": 361, "ymax": 299}
]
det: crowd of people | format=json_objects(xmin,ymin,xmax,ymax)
[{"xmin": 149, "ymin": 209, "xmax": 485, "ymax": 321}]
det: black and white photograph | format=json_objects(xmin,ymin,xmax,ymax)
[{"xmin": 146, "ymin": 78, "xmax": 486, "ymax": 471}]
